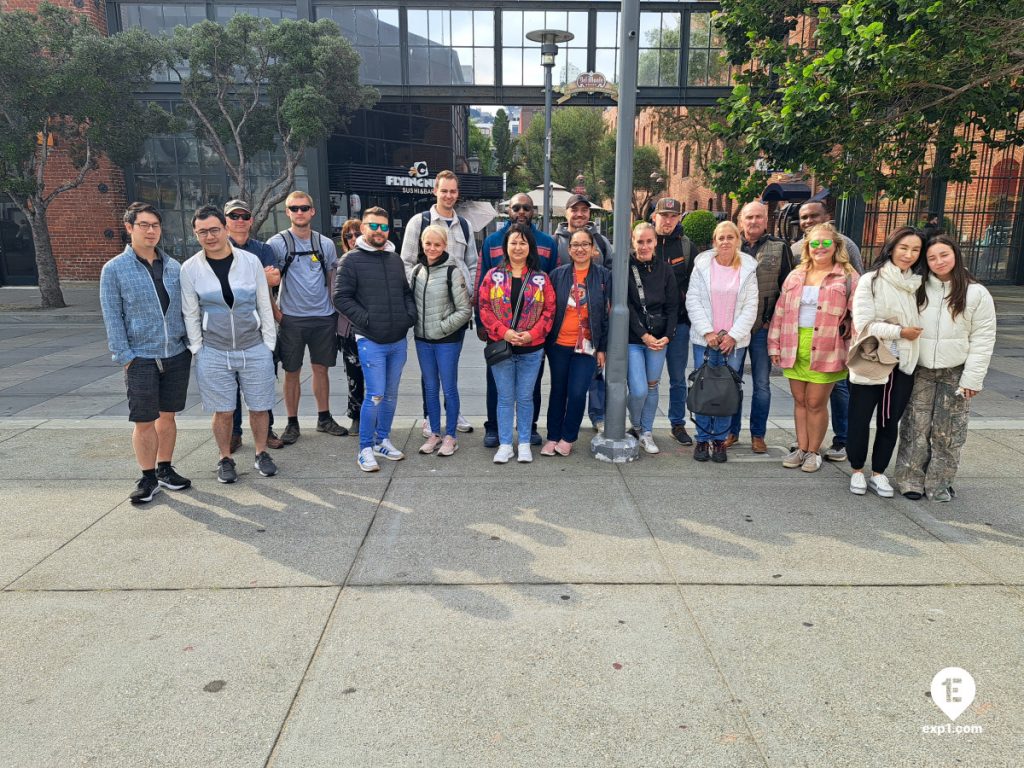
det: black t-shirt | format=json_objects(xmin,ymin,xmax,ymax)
[
  {"xmin": 136, "ymin": 253, "xmax": 170, "ymax": 315},
  {"xmin": 509, "ymin": 274, "xmax": 542, "ymax": 355},
  {"xmin": 207, "ymin": 254, "xmax": 234, "ymax": 307}
]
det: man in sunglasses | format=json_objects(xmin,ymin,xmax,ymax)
[
  {"xmin": 476, "ymin": 193, "xmax": 557, "ymax": 447},
  {"xmin": 790, "ymin": 199, "xmax": 865, "ymax": 463},
  {"xmin": 224, "ymin": 199, "xmax": 283, "ymax": 452},
  {"xmin": 267, "ymin": 191, "xmax": 348, "ymax": 445},
  {"xmin": 334, "ymin": 207, "xmax": 416, "ymax": 472}
]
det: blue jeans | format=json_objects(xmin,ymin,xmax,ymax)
[
  {"xmin": 491, "ymin": 349, "xmax": 544, "ymax": 446},
  {"xmin": 830, "ymin": 378, "xmax": 849, "ymax": 444},
  {"xmin": 692, "ymin": 344, "xmax": 746, "ymax": 442},
  {"xmin": 485, "ymin": 356, "xmax": 544, "ymax": 436},
  {"xmin": 666, "ymin": 322, "xmax": 691, "ymax": 426},
  {"xmin": 729, "ymin": 326, "xmax": 771, "ymax": 439},
  {"xmin": 546, "ymin": 344, "xmax": 598, "ymax": 443},
  {"xmin": 416, "ymin": 338, "xmax": 463, "ymax": 437},
  {"xmin": 627, "ymin": 343, "xmax": 668, "ymax": 434},
  {"xmin": 357, "ymin": 337, "xmax": 407, "ymax": 450},
  {"xmin": 587, "ymin": 368, "xmax": 605, "ymax": 424}
]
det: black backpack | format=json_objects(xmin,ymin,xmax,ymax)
[
  {"xmin": 421, "ymin": 211, "xmax": 471, "ymax": 247},
  {"xmin": 280, "ymin": 230, "xmax": 330, "ymax": 287}
]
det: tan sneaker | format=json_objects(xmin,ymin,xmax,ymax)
[
  {"xmin": 437, "ymin": 435, "xmax": 458, "ymax": 456},
  {"xmin": 418, "ymin": 434, "xmax": 442, "ymax": 454},
  {"xmin": 782, "ymin": 448, "xmax": 805, "ymax": 468},
  {"xmin": 801, "ymin": 452, "xmax": 823, "ymax": 472}
]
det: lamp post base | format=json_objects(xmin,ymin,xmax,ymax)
[{"xmin": 590, "ymin": 433, "xmax": 640, "ymax": 463}]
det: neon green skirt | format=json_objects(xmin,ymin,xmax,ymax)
[{"xmin": 783, "ymin": 327, "xmax": 848, "ymax": 384}]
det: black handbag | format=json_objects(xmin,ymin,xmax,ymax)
[
  {"xmin": 687, "ymin": 357, "xmax": 743, "ymax": 416},
  {"xmin": 483, "ymin": 270, "xmax": 528, "ymax": 367}
]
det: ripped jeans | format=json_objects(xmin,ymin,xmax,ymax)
[
  {"xmin": 627, "ymin": 343, "xmax": 668, "ymax": 434},
  {"xmin": 356, "ymin": 337, "xmax": 408, "ymax": 451}
]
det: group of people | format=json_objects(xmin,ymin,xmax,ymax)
[{"xmin": 100, "ymin": 169, "xmax": 996, "ymax": 505}]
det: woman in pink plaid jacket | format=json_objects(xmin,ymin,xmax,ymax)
[{"xmin": 768, "ymin": 223, "xmax": 858, "ymax": 472}]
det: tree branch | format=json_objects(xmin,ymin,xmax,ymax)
[{"xmin": 41, "ymin": 136, "xmax": 91, "ymax": 208}]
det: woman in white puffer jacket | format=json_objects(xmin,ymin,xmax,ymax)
[{"xmin": 893, "ymin": 235, "xmax": 996, "ymax": 502}]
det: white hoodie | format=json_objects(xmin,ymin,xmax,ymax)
[{"xmin": 917, "ymin": 274, "xmax": 997, "ymax": 391}]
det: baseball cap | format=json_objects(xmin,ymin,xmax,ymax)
[
  {"xmin": 565, "ymin": 194, "xmax": 592, "ymax": 209},
  {"xmin": 654, "ymin": 198, "xmax": 682, "ymax": 215},
  {"xmin": 224, "ymin": 199, "xmax": 251, "ymax": 214}
]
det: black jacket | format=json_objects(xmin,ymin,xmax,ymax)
[
  {"xmin": 626, "ymin": 254, "xmax": 679, "ymax": 345},
  {"xmin": 655, "ymin": 225, "xmax": 694, "ymax": 325},
  {"xmin": 547, "ymin": 263, "xmax": 612, "ymax": 353},
  {"xmin": 334, "ymin": 244, "xmax": 416, "ymax": 344}
]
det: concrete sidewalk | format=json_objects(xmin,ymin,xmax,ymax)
[{"xmin": 1, "ymin": 285, "xmax": 1023, "ymax": 767}]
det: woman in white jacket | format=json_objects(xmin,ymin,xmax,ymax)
[
  {"xmin": 847, "ymin": 226, "xmax": 925, "ymax": 497},
  {"xmin": 893, "ymin": 236, "xmax": 996, "ymax": 501},
  {"xmin": 686, "ymin": 220, "xmax": 758, "ymax": 463}
]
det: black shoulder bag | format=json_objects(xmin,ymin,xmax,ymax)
[
  {"xmin": 483, "ymin": 271, "xmax": 528, "ymax": 366},
  {"xmin": 687, "ymin": 356, "xmax": 743, "ymax": 417},
  {"xmin": 630, "ymin": 263, "xmax": 666, "ymax": 337}
]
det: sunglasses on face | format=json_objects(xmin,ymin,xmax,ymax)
[
  {"xmin": 366, "ymin": 222, "xmax": 389, "ymax": 232},
  {"xmin": 226, "ymin": 212, "xmax": 251, "ymax": 221},
  {"xmin": 511, "ymin": 204, "xmax": 533, "ymax": 212},
  {"xmin": 287, "ymin": 205, "xmax": 312, "ymax": 213},
  {"xmin": 809, "ymin": 239, "xmax": 834, "ymax": 248}
]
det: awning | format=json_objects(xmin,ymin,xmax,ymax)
[{"xmin": 761, "ymin": 182, "xmax": 812, "ymax": 202}]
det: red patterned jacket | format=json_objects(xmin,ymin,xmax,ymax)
[{"xmin": 478, "ymin": 267, "xmax": 555, "ymax": 345}]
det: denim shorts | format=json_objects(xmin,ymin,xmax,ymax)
[{"xmin": 195, "ymin": 343, "xmax": 276, "ymax": 413}]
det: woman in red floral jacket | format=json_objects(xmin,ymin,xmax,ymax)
[
  {"xmin": 768, "ymin": 223, "xmax": 858, "ymax": 472},
  {"xmin": 479, "ymin": 223, "xmax": 555, "ymax": 465}
]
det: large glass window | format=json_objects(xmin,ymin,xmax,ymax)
[
  {"xmin": 407, "ymin": 9, "xmax": 494, "ymax": 86},
  {"xmin": 594, "ymin": 12, "xmax": 619, "ymax": 83},
  {"xmin": 214, "ymin": 5, "xmax": 297, "ymax": 23},
  {"xmin": 638, "ymin": 11, "xmax": 680, "ymax": 87},
  {"xmin": 687, "ymin": 12, "xmax": 731, "ymax": 87},
  {"xmin": 314, "ymin": 6, "xmax": 401, "ymax": 85},
  {"xmin": 501, "ymin": 10, "xmax": 588, "ymax": 87},
  {"xmin": 119, "ymin": 3, "xmax": 207, "ymax": 81}
]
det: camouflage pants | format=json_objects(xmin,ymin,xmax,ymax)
[
  {"xmin": 894, "ymin": 366, "xmax": 969, "ymax": 496},
  {"xmin": 338, "ymin": 333, "xmax": 364, "ymax": 420}
]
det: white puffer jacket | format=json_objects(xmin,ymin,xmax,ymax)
[
  {"xmin": 917, "ymin": 275, "xmax": 996, "ymax": 391},
  {"xmin": 850, "ymin": 263, "xmax": 922, "ymax": 384},
  {"xmin": 686, "ymin": 250, "xmax": 759, "ymax": 348}
]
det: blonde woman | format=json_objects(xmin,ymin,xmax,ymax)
[
  {"xmin": 768, "ymin": 223, "xmax": 858, "ymax": 472},
  {"xmin": 685, "ymin": 221, "xmax": 758, "ymax": 462}
]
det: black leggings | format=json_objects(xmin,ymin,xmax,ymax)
[{"xmin": 847, "ymin": 370, "xmax": 915, "ymax": 473}]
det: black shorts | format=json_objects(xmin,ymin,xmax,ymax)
[
  {"xmin": 125, "ymin": 349, "xmax": 192, "ymax": 422},
  {"xmin": 278, "ymin": 314, "xmax": 338, "ymax": 372}
]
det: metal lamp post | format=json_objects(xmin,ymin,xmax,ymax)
[{"xmin": 525, "ymin": 28, "xmax": 573, "ymax": 233}]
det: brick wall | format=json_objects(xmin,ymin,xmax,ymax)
[{"xmin": 5, "ymin": 0, "xmax": 129, "ymax": 280}]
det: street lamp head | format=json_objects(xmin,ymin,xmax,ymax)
[
  {"xmin": 526, "ymin": 29, "xmax": 574, "ymax": 67},
  {"xmin": 468, "ymin": 153, "xmax": 481, "ymax": 174}
]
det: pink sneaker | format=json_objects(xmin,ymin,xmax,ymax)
[
  {"xmin": 437, "ymin": 435, "xmax": 458, "ymax": 456},
  {"xmin": 540, "ymin": 440, "xmax": 557, "ymax": 456},
  {"xmin": 418, "ymin": 434, "xmax": 442, "ymax": 454},
  {"xmin": 554, "ymin": 440, "xmax": 573, "ymax": 456}
]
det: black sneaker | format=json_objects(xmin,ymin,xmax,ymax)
[
  {"xmin": 217, "ymin": 457, "xmax": 237, "ymax": 484},
  {"xmin": 711, "ymin": 440, "xmax": 728, "ymax": 463},
  {"xmin": 316, "ymin": 417, "xmax": 349, "ymax": 436},
  {"xmin": 280, "ymin": 422, "xmax": 300, "ymax": 445},
  {"xmin": 628, "ymin": 426, "xmax": 640, "ymax": 439},
  {"xmin": 483, "ymin": 429, "xmax": 499, "ymax": 448},
  {"xmin": 156, "ymin": 465, "xmax": 191, "ymax": 491},
  {"xmin": 671, "ymin": 424, "xmax": 694, "ymax": 445},
  {"xmin": 129, "ymin": 476, "xmax": 161, "ymax": 505},
  {"xmin": 530, "ymin": 430, "xmax": 542, "ymax": 446},
  {"xmin": 694, "ymin": 441, "xmax": 711, "ymax": 462},
  {"xmin": 254, "ymin": 451, "xmax": 278, "ymax": 477}
]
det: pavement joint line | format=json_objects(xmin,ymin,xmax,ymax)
[
  {"xmin": 615, "ymin": 461, "xmax": 772, "ymax": 768},
  {"xmin": 261, "ymin": 469, "xmax": 398, "ymax": 768}
]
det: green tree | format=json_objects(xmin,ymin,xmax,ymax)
[
  {"xmin": 492, "ymin": 109, "xmax": 516, "ymax": 178},
  {"xmin": 514, "ymin": 107, "xmax": 613, "ymax": 196},
  {"xmin": 168, "ymin": 15, "xmax": 378, "ymax": 231},
  {"xmin": 598, "ymin": 142, "xmax": 668, "ymax": 220},
  {"xmin": 711, "ymin": 0, "xmax": 1024, "ymax": 200},
  {"xmin": 468, "ymin": 122, "xmax": 494, "ymax": 176},
  {"xmin": 682, "ymin": 209, "xmax": 718, "ymax": 249},
  {"xmin": 0, "ymin": 3, "xmax": 169, "ymax": 307}
]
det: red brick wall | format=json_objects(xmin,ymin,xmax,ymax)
[{"xmin": 3, "ymin": 0, "xmax": 129, "ymax": 280}]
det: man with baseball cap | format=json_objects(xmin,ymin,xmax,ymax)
[
  {"xmin": 553, "ymin": 194, "xmax": 613, "ymax": 268},
  {"xmin": 223, "ymin": 199, "xmax": 283, "ymax": 451},
  {"xmin": 652, "ymin": 197, "xmax": 696, "ymax": 445}
]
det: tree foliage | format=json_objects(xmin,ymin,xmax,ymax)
[
  {"xmin": 513, "ymin": 107, "xmax": 612, "ymax": 196},
  {"xmin": 468, "ymin": 122, "xmax": 495, "ymax": 176},
  {"xmin": 168, "ymin": 15, "xmax": 378, "ymax": 231},
  {"xmin": 711, "ymin": 0, "xmax": 1024, "ymax": 201},
  {"xmin": 492, "ymin": 109, "xmax": 516, "ymax": 178},
  {"xmin": 599, "ymin": 142, "xmax": 668, "ymax": 220},
  {"xmin": 682, "ymin": 209, "xmax": 719, "ymax": 249}
]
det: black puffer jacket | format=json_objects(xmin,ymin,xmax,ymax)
[
  {"xmin": 626, "ymin": 254, "xmax": 679, "ymax": 345},
  {"xmin": 334, "ymin": 238, "xmax": 416, "ymax": 344}
]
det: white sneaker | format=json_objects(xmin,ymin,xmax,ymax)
[
  {"xmin": 373, "ymin": 439, "xmax": 405, "ymax": 461},
  {"xmin": 592, "ymin": 420, "xmax": 604, "ymax": 433},
  {"xmin": 517, "ymin": 444, "xmax": 533, "ymax": 463},
  {"xmin": 639, "ymin": 431, "xmax": 660, "ymax": 454},
  {"xmin": 421, "ymin": 419, "xmax": 431, "ymax": 438},
  {"xmin": 850, "ymin": 472, "xmax": 867, "ymax": 495},
  {"xmin": 493, "ymin": 444, "xmax": 515, "ymax": 464},
  {"xmin": 456, "ymin": 413, "xmax": 474, "ymax": 433},
  {"xmin": 357, "ymin": 447, "xmax": 379, "ymax": 473},
  {"xmin": 867, "ymin": 473, "xmax": 894, "ymax": 498}
]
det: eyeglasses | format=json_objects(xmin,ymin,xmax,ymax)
[
  {"xmin": 133, "ymin": 222, "xmax": 161, "ymax": 231},
  {"xmin": 809, "ymin": 239, "xmax": 834, "ymax": 248},
  {"xmin": 195, "ymin": 227, "xmax": 224, "ymax": 239},
  {"xmin": 226, "ymin": 212, "xmax": 251, "ymax": 221},
  {"xmin": 569, "ymin": 243, "xmax": 592, "ymax": 250},
  {"xmin": 511, "ymin": 204, "xmax": 533, "ymax": 212},
  {"xmin": 287, "ymin": 205, "xmax": 312, "ymax": 213},
  {"xmin": 366, "ymin": 222, "xmax": 390, "ymax": 232}
]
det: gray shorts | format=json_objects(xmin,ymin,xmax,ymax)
[{"xmin": 196, "ymin": 343, "xmax": 276, "ymax": 413}]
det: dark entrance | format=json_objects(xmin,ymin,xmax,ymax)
[{"xmin": 0, "ymin": 204, "xmax": 38, "ymax": 286}]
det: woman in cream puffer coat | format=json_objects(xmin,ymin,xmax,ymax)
[
  {"xmin": 410, "ymin": 224, "xmax": 472, "ymax": 456},
  {"xmin": 893, "ymin": 235, "xmax": 996, "ymax": 502},
  {"xmin": 846, "ymin": 226, "xmax": 925, "ymax": 498}
]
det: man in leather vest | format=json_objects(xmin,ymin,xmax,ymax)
[{"xmin": 730, "ymin": 200, "xmax": 793, "ymax": 453}]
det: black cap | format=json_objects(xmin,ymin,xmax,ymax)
[{"xmin": 565, "ymin": 194, "xmax": 591, "ymax": 209}]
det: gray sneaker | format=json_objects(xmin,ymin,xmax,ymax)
[
  {"xmin": 825, "ymin": 441, "xmax": 847, "ymax": 462},
  {"xmin": 932, "ymin": 487, "xmax": 953, "ymax": 503},
  {"xmin": 782, "ymin": 448, "xmax": 805, "ymax": 468},
  {"xmin": 800, "ymin": 452, "xmax": 823, "ymax": 473},
  {"xmin": 217, "ymin": 457, "xmax": 237, "ymax": 484},
  {"xmin": 254, "ymin": 451, "xmax": 278, "ymax": 477}
]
